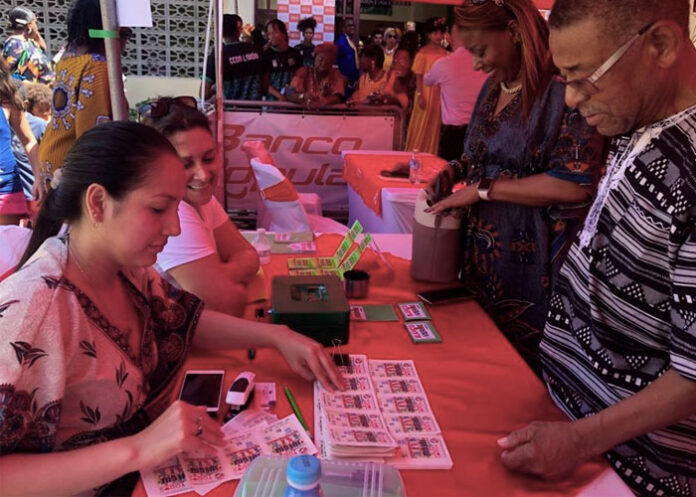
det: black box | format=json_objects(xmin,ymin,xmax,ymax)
[{"xmin": 271, "ymin": 275, "xmax": 350, "ymax": 346}]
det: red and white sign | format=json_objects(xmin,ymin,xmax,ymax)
[
  {"xmin": 223, "ymin": 111, "xmax": 396, "ymax": 212},
  {"xmin": 278, "ymin": 0, "xmax": 335, "ymax": 43}
]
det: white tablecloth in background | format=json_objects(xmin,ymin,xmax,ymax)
[{"xmin": 348, "ymin": 185, "xmax": 420, "ymax": 233}]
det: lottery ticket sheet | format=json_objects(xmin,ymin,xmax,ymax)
[
  {"xmin": 141, "ymin": 413, "xmax": 317, "ymax": 497},
  {"xmin": 314, "ymin": 354, "xmax": 397, "ymax": 459},
  {"xmin": 314, "ymin": 356, "xmax": 451, "ymax": 468},
  {"xmin": 370, "ymin": 359, "xmax": 452, "ymax": 470}
]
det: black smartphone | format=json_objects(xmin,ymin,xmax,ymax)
[
  {"xmin": 417, "ymin": 286, "xmax": 476, "ymax": 305},
  {"xmin": 178, "ymin": 370, "xmax": 225, "ymax": 412}
]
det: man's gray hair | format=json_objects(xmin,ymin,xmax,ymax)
[{"xmin": 549, "ymin": 0, "xmax": 689, "ymax": 43}]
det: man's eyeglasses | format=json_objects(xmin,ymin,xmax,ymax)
[
  {"xmin": 561, "ymin": 22, "xmax": 654, "ymax": 97},
  {"xmin": 137, "ymin": 96, "xmax": 198, "ymax": 121}
]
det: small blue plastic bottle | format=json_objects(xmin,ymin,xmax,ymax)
[{"xmin": 284, "ymin": 455, "xmax": 323, "ymax": 497}]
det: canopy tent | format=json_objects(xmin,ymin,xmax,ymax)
[{"xmin": 397, "ymin": 0, "xmax": 555, "ymax": 8}]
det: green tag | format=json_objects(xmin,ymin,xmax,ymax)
[
  {"xmin": 318, "ymin": 257, "xmax": 337, "ymax": 269},
  {"xmin": 88, "ymin": 29, "xmax": 120, "ymax": 39},
  {"xmin": 348, "ymin": 220, "xmax": 364, "ymax": 241},
  {"xmin": 287, "ymin": 257, "xmax": 317, "ymax": 269},
  {"xmin": 340, "ymin": 248, "xmax": 361, "ymax": 272},
  {"xmin": 358, "ymin": 233, "xmax": 373, "ymax": 253},
  {"xmin": 333, "ymin": 237, "xmax": 352, "ymax": 263}
]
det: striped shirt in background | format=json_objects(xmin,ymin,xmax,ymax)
[{"xmin": 541, "ymin": 104, "xmax": 696, "ymax": 497}]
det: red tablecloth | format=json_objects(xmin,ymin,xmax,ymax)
[
  {"xmin": 343, "ymin": 153, "xmax": 447, "ymax": 216},
  {"xmin": 133, "ymin": 234, "xmax": 609, "ymax": 497}
]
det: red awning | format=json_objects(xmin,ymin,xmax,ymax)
[{"xmin": 401, "ymin": 0, "xmax": 555, "ymax": 8}]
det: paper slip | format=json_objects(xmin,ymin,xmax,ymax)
[
  {"xmin": 320, "ymin": 392, "xmax": 380, "ymax": 411},
  {"xmin": 220, "ymin": 430, "xmax": 264, "ymax": 478},
  {"xmin": 385, "ymin": 414, "xmax": 441, "ymax": 436},
  {"xmin": 334, "ymin": 354, "xmax": 369, "ymax": 376},
  {"xmin": 379, "ymin": 394, "xmax": 432, "ymax": 415},
  {"xmin": 369, "ymin": 360, "xmax": 418, "ymax": 378},
  {"xmin": 350, "ymin": 305, "xmax": 399, "ymax": 322},
  {"xmin": 261, "ymin": 414, "xmax": 317, "ymax": 457},
  {"xmin": 390, "ymin": 435, "xmax": 453, "ymax": 470},
  {"xmin": 180, "ymin": 454, "xmax": 226, "ymax": 487},
  {"xmin": 398, "ymin": 302, "xmax": 431, "ymax": 321},
  {"xmin": 287, "ymin": 257, "xmax": 317, "ymax": 269},
  {"xmin": 324, "ymin": 409, "xmax": 386, "ymax": 430},
  {"xmin": 342, "ymin": 375, "xmax": 373, "ymax": 392},
  {"xmin": 141, "ymin": 457, "xmax": 191, "ymax": 497},
  {"xmin": 318, "ymin": 257, "xmax": 337, "ymax": 269},
  {"xmin": 142, "ymin": 414, "xmax": 315, "ymax": 497},
  {"xmin": 288, "ymin": 269, "xmax": 320, "ymax": 276},
  {"xmin": 328, "ymin": 427, "xmax": 396, "ymax": 447},
  {"xmin": 221, "ymin": 409, "xmax": 277, "ymax": 437},
  {"xmin": 374, "ymin": 378, "xmax": 424, "ymax": 395},
  {"xmin": 347, "ymin": 219, "xmax": 364, "ymax": 241},
  {"xmin": 404, "ymin": 321, "xmax": 442, "ymax": 344},
  {"xmin": 339, "ymin": 248, "xmax": 361, "ymax": 273},
  {"xmin": 289, "ymin": 241, "xmax": 317, "ymax": 253},
  {"xmin": 252, "ymin": 382, "xmax": 277, "ymax": 412},
  {"xmin": 333, "ymin": 236, "xmax": 353, "ymax": 263}
]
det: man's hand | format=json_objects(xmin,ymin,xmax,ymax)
[{"xmin": 498, "ymin": 421, "xmax": 595, "ymax": 480}]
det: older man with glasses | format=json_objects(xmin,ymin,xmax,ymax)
[{"xmin": 497, "ymin": 1, "xmax": 696, "ymax": 495}]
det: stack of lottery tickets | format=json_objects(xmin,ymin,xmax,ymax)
[
  {"xmin": 141, "ymin": 411, "xmax": 317, "ymax": 497},
  {"xmin": 314, "ymin": 356, "xmax": 453, "ymax": 470}
]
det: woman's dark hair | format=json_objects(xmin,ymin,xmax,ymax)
[
  {"xmin": 223, "ymin": 14, "xmax": 242, "ymax": 39},
  {"xmin": 140, "ymin": 98, "xmax": 212, "ymax": 139},
  {"xmin": 0, "ymin": 58, "xmax": 23, "ymax": 110},
  {"xmin": 265, "ymin": 19, "xmax": 288, "ymax": 41},
  {"xmin": 66, "ymin": 0, "xmax": 104, "ymax": 54},
  {"xmin": 424, "ymin": 17, "xmax": 447, "ymax": 35},
  {"xmin": 360, "ymin": 43, "xmax": 385, "ymax": 69},
  {"xmin": 19, "ymin": 122, "xmax": 179, "ymax": 267},
  {"xmin": 297, "ymin": 17, "xmax": 317, "ymax": 33},
  {"xmin": 397, "ymin": 31, "xmax": 420, "ymax": 59}
]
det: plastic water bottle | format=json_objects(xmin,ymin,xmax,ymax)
[
  {"xmin": 284, "ymin": 455, "xmax": 323, "ymax": 497},
  {"xmin": 253, "ymin": 228, "xmax": 271, "ymax": 265},
  {"xmin": 409, "ymin": 149, "xmax": 421, "ymax": 183}
]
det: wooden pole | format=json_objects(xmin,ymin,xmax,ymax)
[{"xmin": 99, "ymin": 0, "xmax": 128, "ymax": 121}]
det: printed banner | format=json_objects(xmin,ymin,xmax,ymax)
[
  {"xmin": 277, "ymin": 0, "xmax": 336, "ymax": 44},
  {"xmin": 223, "ymin": 111, "xmax": 395, "ymax": 213}
]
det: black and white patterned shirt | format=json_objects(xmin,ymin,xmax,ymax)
[{"xmin": 541, "ymin": 104, "xmax": 696, "ymax": 497}]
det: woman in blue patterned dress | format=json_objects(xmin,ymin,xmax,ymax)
[{"xmin": 427, "ymin": 0, "xmax": 605, "ymax": 376}]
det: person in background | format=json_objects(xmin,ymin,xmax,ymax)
[
  {"xmin": 382, "ymin": 27, "xmax": 401, "ymax": 70},
  {"xmin": 0, "ymin": 59, "xmax": 39, "ymax": 224},
  {"xmin": 38, "ymin": 0, "xmax": 130, "ymax": 190},
  {"xmin": 376, "ymin": 44, "xmax": 417, "ymax": 116},
  {"xmin": 371, "ymin": 27, "xmax": 384, "ymax": 47},
  {"xmin": 11, "ymin": 81, "xmax": 50, "ymax": 204},
  {"xmin": 263, "ymin": 19, "xmax": 300, "ymax": 101},
  {"xmin": 426, "ymin": 0, "xmax": 604, "ymax": 377},
  {"xmin": 141, "ymin": 97, "xmax": 259, "ymax": 318},
  {"xmin": 348, "ymin": 43, "xmax": 388, "ymax": 105},
  {"xmin": 2, "ymin": 7, "xmax": 53, "ymax": 85},
  {"xmin": 202, "ymin": 14, "xmax": 265, "ymax": 101},
  {"xmin": 286, "ymin": 43, "xmax": 345, "ymax": 109},
  {"xmin": 497, "ymin": 0, "xmax": 696, "ymax": 493},
  {"xmin": 336, "ymin": 18, "xmax": 359, "ymax": 98},
  {"xmin": 296, "ymin": 17, "xmax": 317, "ymax": 67},
  {"xmin": 404, "ymin": 21, "xmax": 417, "ymax": 33},
  {"xmin": 424, "ymin": 23, "xmax": 488, "ymax": 161},
  {"xmin": 0, "ymin": 121, "xmax": 343, "ymax": 497},
  {"xmin": 404, "ymin": 17, "xmax": 448, "ymax": 154}
]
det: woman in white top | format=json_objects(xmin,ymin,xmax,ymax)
[{"xmin": 141, "ymin": 97, "xmax": 259, "ymax": 317}]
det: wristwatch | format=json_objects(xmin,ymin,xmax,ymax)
[{"xmin": 477, "ymin": 177, "xmax": 496, "ymax": 201}]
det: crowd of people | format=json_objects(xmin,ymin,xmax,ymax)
[{"xmin": 1, "ymin": 0, "xmax": 696, "ymax": 496}]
